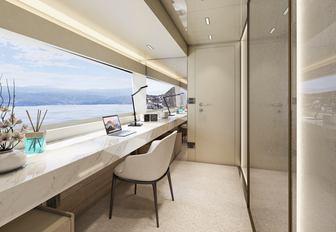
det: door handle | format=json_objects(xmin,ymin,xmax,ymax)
[
  {"xmin": 199, "ymin": 102, "xmax": 211, "ymax": 107},
  {"xmin": 270, "ymin": 103, "xmax": 283, "ymax": 107}
]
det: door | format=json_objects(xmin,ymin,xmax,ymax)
[{"xmin": 194, "ymin": 45, "xmax": 235, "ymax": 165}]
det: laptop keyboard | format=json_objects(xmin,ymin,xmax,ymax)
[{"xmin": 111, "ymin": 130, "xmax": 135, "ymax": 137}]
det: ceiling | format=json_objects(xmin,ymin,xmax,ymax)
[
  {"xmin": 38, "ymin": 0, "xmax": 186, "ymax": 60},
  {"xmin": 161, "ymin": 0, "xmax": 247, "ymax": 45}
]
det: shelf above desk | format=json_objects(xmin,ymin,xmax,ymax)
[{"xmin": 0, "ymin": 114, "xmax": 187, "ymax": 227}]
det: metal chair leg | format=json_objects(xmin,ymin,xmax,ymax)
[
  {"xmin": 134, "ymin": 184, "xmax": 137, "ymax": 195},
  {"xmin": 152, "ymin": 182, "xmax": 159, "ymax": 228},
  {"xmin": 167, "ymin": 168, "xmax": 174, "ymax": 201},
  {"xmin": 109, "ymin": 174, "xmax": 117, "ymax": 219}
]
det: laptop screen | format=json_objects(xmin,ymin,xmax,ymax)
[{"xmin": 102, "ymin": 115, "xmax": 122, "ymax": 134}]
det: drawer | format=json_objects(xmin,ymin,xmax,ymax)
[{"xmin": 0, "ymin": 207, "xmax": 74, "ymax": 232}]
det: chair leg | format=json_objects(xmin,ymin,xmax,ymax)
[
  {"xmin": 152, "ymin": 182, "xmax": 159, "ymax": 228},
  {"xmin": 109, "ymin": 174, "xmax": 117, "ymax": 219},
  {"xmin": 167, "ymin": 168, "xmax": 175, "ymax": 201},
  {"xmin": 134, "ymin": 184, "xmax": 137, "ymax": 195}
]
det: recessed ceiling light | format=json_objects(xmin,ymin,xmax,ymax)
[
  {"xmin": 269, "ymin": 27, "xmax": 276, "ymax": 34},
  {"xmin": 208, "ymin": 34, "xmax": 212, "ymax": 40},
  {"xmin": 205, "ymin": 17, "xmax": 210, "ymax": 25},
  {"xmin": 146, "ymin": 44, "xmax": 154, "ymax": 50},
  {"xmin": 283, "ymin": 7, "xmax": 289, "ymax": 16}
]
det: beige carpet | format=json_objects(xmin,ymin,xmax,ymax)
[
  {"xmin": 250, "ymin": 168, "xmax": 289, "ymax": 232},
  {"xmin": 76, "ymin": 161, "xmax": 252, "ymax": 232}
]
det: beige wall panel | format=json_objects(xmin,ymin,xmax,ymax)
[{"xmin": 187, "ymin": 48, "xmax": 196, "ymax": 161}]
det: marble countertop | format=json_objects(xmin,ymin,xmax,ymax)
[{"xmin": 0, "ymin": 114, "xmax": 187, "ymax": 227}]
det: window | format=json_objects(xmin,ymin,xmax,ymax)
[
  {"xmin": 146, "ymin": 78, "xmax": 176, "ymax": 109},
  {"xmin": 0, "ymin": 28, "xmax": 133, "ymax": 126},
  {"xmin": 146, "ymin": 78, "xmax": 187, "ymax": 110}
]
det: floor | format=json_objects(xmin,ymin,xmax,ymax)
[
  {"xmin": 76, "ymin": 160, "xmax": 252, "ymax": 232},
  {"xmin": 250, "ymin": 168, "xmax": 289, "ymax": 232}
]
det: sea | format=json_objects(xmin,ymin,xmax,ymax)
[{"xmin": 13, "ymin": 104, "xmax": 133, "ymax": 126}]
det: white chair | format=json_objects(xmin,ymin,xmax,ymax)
[{"xmin": 108, "ymin": 131, "xmax": 177, "ymax": 228}]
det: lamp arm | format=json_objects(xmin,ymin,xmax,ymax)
[
  {"xmin": 129, "ymin": 85, "xmax": 147, "ymax": 126},
  {"xmin": 132, "ymin": 85, "xmax": 148, "ymax": 96},
  {"xmin": 163, "ymin": 96, "xmax": 171, "ymax": 115},
  {"xmin": 131, "ymin": 95, "xmax": 137, "ymax": 124}
]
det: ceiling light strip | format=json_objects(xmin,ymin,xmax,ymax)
[{"xmin": 146, "ymin": 60, "xmax": 186, "ymax": 84}]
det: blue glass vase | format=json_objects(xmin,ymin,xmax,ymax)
[{"xmin": 24, "ymin": 131, "xmax": 46, "ymax": 154}]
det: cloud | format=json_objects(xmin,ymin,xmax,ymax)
[{"xmin": 0, "ymin": 28, "xmax": 77, "ymax": 68}]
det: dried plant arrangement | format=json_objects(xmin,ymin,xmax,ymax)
[{"xmin": 0, "ymin": 77, "xmax": 26, "ymax": 152}]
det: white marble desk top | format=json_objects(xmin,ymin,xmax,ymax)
[{"xmin": 0, "ymin": 114, "xmax": 187, "ymax": 227}]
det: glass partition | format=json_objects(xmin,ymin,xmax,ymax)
[
  {"xmin": 249, "ymin": 0, "xmax": 290, "ymax": 231},
  {"xmin": 298, "ymin": 0, "xmax": 336, "ymax": 231}
]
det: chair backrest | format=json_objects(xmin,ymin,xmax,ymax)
[{"xmin": 147, "ymin": 131, "xmax": 177, "ymax": 180}]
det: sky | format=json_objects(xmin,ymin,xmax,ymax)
[{"xmin": 0, "ymin": 27, "xmax": 132, "ymax": 90}]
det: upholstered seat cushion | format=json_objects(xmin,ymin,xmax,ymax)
[{"xmin": 113, "ymin": 132, "xmax": 176, "ymax": 182}]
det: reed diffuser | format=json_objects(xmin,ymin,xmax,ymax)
[{"xmin": 24, "ymin": 109, "xmax": 48, "ymax": 154}]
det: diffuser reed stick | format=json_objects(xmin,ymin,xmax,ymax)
[{"xmin": 26, "ymin": 109, "xmax": 47, "ymax": 132}]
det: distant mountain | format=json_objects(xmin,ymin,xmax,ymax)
[
  {"xmin": 146, "ymin": 87, "xmax": 176, "ymax": 109},
  {"xmin": 11, "ymin": 87, "xmax": 133, "ymax": 106}
]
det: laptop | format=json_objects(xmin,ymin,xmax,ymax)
[{"xmin": 102, "ymin": 115, "xmax": 136, "ymax": 137}]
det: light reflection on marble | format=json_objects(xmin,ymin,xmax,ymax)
[{"xmin": 0, "ymin": 114, "xmax": 187, "ymax": 227}]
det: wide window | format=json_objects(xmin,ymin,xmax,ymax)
[
  {"xmin": 0, "ymin": 28, "xmax": 133, "ymax": 126},
  {"xmin": 146, "ymin": 78, "xmax": 187, "ymax": 110}
]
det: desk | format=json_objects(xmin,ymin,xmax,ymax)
[{"xmin": 0, "ymin": 114, "xmax": 187, "ymax": 227}]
